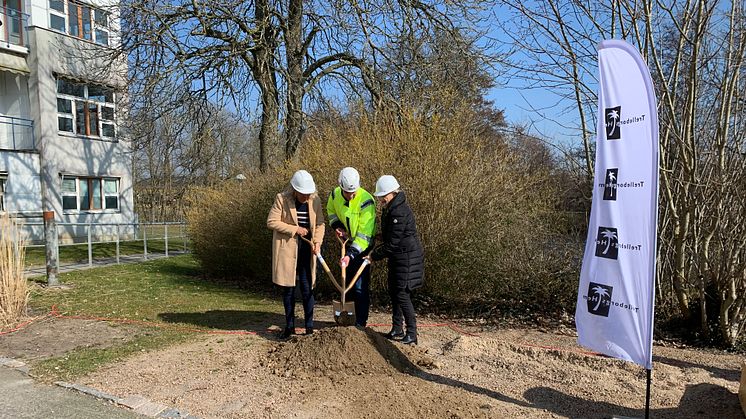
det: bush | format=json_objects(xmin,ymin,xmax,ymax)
[
  {"xmin": 186, "ymin": 174, "xmax": 286, "ymax": 281},
  {"xmin": 187, "ymin": 103, "xmax": 582, "ymax": 312},
  {"xmin": 0, "ymin": 213, "xmax": 29, "ymax": 328}
]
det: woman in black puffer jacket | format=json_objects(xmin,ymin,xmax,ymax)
[{"xmin": 366, "ymin": 175, "xmax": 424, "ymax": 345}]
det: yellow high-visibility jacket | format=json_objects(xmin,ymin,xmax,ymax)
[{"xmin": 326, "ymin": 186, "xmax": 376, "ymax": 256}]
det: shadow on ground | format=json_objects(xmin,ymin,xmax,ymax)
[
  {"xmin": 362, "ymin": 329, "xmax": 531, "ymax": 409},
  {"xmin": 158, "ymin": 310, "xmax": 337, "ymax": 339},
  {"xmin": 364, "ymin": 329, "xmax": 743, "ymax": 418},
  {"xmin": 654, "ymin": 355, "xmax": 740, "ymax": 382},
  {"xmin": 524, "ymin": 382, "xmax": 741, "ymax": 419},
  {"xmin": 141, "ymin": 254, "xmax": 200, "ymax": 277}
]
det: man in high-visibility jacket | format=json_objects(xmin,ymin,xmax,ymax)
[{"xmin": 327, "ymin": 167, "xmax": 376, "ymax": 327}]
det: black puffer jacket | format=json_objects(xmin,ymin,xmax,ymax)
[{"xmin": 371, "ymin": 191, "xmax": 424, "ymax": 290}]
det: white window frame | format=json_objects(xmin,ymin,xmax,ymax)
[
  {"xmin": 48, "ymin": 0, "xmax": 110, "ymax": 46},
  {"xmin": 93, "ymin": 8, "xmax": 110, "ymax": 46},
  {"xmin": 61, "ymin": 176, "xmax": 78, "ymax": 210},
  {"xmin": 57, "ymin": 96, "xmax": 74, "ymax": 134},
  {"xmin": 61, "ymin": 175, "xmax": 120, "ymax": 212},
  {"xmin": 100, "ymin": 104, "xmax": 115, "ymax": 138},
  {"xmin": 56, "ymin": 78, "xmax": 117, "ymax": 140},
  {"xmin": 103, "ymin": 178, "xmax": 119, "ymax": 210},
  {"xmin": 48, "ymin": 0, "xmax": 67, "ymax": 33}
]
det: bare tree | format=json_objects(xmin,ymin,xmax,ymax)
[
  {"xmin": 499, "ymin": 0, "xmax": 746, "ymax": 345},
  {"xmin": 117, "ymin": 0, "xmax": 495, "ymax": 172},
  {"xmin": 130, "ymin": 91, "xmax": 256, "ymax": 221},
  {"xmin": 496, "ymin": 1, "xmax": 603, "ymax": 181},
  {"xmin": 379, "ymin": 28, "xmax": 506, "ymax": 138}
]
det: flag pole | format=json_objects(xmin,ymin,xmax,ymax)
[{"xmin": 645, "ymin": 368, "xmax": 652, "ymax": 419}]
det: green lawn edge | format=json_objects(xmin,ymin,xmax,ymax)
[{"xmin": 28, "ymin": 255, "xmax": 281, "ymax": 382}]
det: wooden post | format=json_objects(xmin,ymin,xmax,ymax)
[
  {"xmin": 43, "ymin": 210, "xmax": 59, "ymax": 286},
  {"xmin": 87, "ymin": 221, "xmax": 92, "ymax": 267},
  {"xmin": 164, "ymin": 224, "xmax": 169, "ymax": 257},
  {"xmin": 143, "ymin": 223, "xmax": 148, "ymax": 260}
]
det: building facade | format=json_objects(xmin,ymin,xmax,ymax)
[{"xmin": 0, "ymin": 0, "xmax": 134, "ymax": 240}]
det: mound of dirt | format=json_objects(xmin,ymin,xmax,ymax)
[{"xmin": 263, "ymin": 326, "xmax": 435, "ymax": 379}]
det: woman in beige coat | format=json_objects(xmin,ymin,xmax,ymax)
[{"xmin": 267, "ymin": 170, "xmax": 325, "ymax": 339}]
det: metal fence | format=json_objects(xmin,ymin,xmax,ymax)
[{"xmin": 21, "ymin": 221, "xmax": 189, "ymax": 271}]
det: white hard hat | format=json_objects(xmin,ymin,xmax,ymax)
[
  {"xmin": 374, "ymin": 175, "xmax": 400, "ymax": 197},
  {"xmin": 290, "ymin": 170, "xmax": 316, "ymax": 194},
  {"xmin": 338, "ymin": 167, "xmax": 360, "ymax": 193}
]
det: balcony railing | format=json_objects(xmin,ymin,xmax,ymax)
[
  {"xmin": 1, "ymin": 6, "xmax": 29, "ymax": 49},
  {"xmin": 0, "ymin": 115, "xmax": 35, "ymax": 150}
]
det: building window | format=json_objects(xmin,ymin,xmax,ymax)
[
  {"xmin": 104, "ymin": 178, "xmax": 118, "ymax": 209},
  {"xmin": 93, "ymin": 8, "xmax": 109, "ymax": 45},
  {"xmin": 61, "ymin": 175, "xmax": 119, "ymax": 211},
  {"xmin": 50, "ymin": 13, "xmax": 66, "ymax": 31},
  {"xmin": 61, "ymin": 177, "xmax": 77, "ymax": 210},
  {"xmin": 0, "ymin": 174, "xmax": 7, "ymax": 212},
  {"xmin": 4, "ymin": 0, "xmax": 25, "ymax": 46},
  {"xmin": 56, "ymin": 78, "xmax": 116, "ymax": 139},
  {"xmin": 48, "ymin": 0, "xmax": 110, "ymax": 46},
  {"xmin": 49, "ymin": 0, "xmax": 64, "ymax": 12},
  {"xmin": 79, "ymin": 178, "xmax": 101, "ymax": 210}
]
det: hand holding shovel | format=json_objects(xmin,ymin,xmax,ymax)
[
  {"xmin": 299, "ymin": 235, "xmax": 341, "ymax": 290},
  {"xmin": 299, "ymin": 235, "xmax": 371, "ymax": 325}
]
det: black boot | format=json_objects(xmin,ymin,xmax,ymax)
[
  {"xmin": 401, "ymin": 334, "xmax": 417, "ymax": 345},
  {"xmin": 280, "ymin": 328, "xmax": 293, "ymax": 339},
  {"xmin": 304, "ymin": 327, "xmax": 314, "ymax": 335},
  {"xmin": 384, "ymin": 328, "xmax": 405, "ymax": 340}
]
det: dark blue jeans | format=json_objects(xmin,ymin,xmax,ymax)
[
  {"xmin": 282, "ymin": 243, "xmax": 314, "ymax": 330},
  {"xmin": 347, "ymin": 255, "xmax": 370, "ymax": 327}
]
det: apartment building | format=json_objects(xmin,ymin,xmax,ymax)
[{"xmin": 0, "ymin": 0, "xmax": 134, "ymax": 240}]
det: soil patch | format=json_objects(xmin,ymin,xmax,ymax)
[
  {"xmin": 82, "ymin": 330, "xmax": 513, "ymax": 418},
  {"xmin": 0, "ymin": 317, "xmax": 136, "ymax": 360},
  {"xmin": 78, "ymin": 310, "xmax": 745, "ymax": 418}
]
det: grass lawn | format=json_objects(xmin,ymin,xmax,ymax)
[
  {"xmin": 28, "ymin": 255, "xmax": 282, "ymax": 381},
  {"xmin": 24, "ymin": 238, "xmax": 190, "ymax": 267}
]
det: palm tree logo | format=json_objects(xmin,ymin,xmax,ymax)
[
  {"xmin": 605, "ymin": 106, "xmax": 621, "ymax": 139},
  {"xmin": 603, "ymin": 169, "xmax": 618, "ymax": 201},
  {"xmin": 595, "ymin": 227, "xmax": 619, "ymax": 259},
  {"xmin": 601, "ymin": 229, "xmax": 618, "ymax": 254},
  {"xmin": 591, "ymin": 285, "xmax": 611, "ymax": 311},
  {"xmin": 606, "ymin": 170, "xmax": 616, "ymax": 185}
]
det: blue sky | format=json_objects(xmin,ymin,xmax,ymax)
[
  {"xmin": 488, "ymin": 85, "xmax": 581, "ymax": 144},
  {"xmin": 482, "ymin": 2, "xmax": 594, "ymax": 151}
]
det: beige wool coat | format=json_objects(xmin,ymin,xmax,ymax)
[{"xmin": 267, "ymin": 190, "xmax": 325, "ymax": 287}]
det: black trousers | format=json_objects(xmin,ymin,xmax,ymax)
[
  {"xmin": 282, "ymin": 241, "xmax": 314, "ymax": 330},
  {"xmin": 389, "ymin": 281, "xmax": 416, "ymax": 337}
]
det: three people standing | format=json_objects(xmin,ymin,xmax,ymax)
[{"xmin": 267, "ymin": 169, "xmax": 422, "ymax": 344}]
